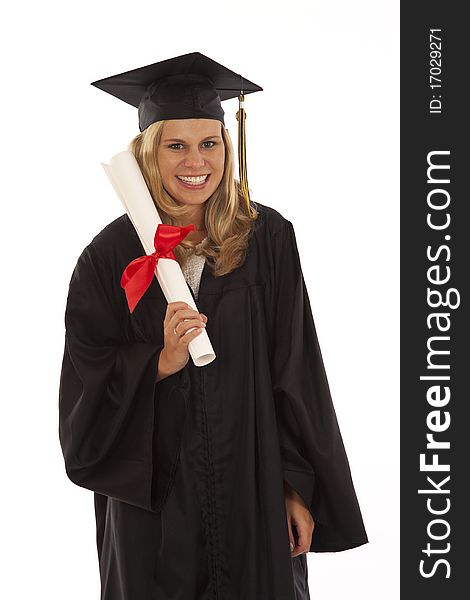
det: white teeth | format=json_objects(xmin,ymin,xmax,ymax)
[{"xmin": 177, "ymin": 175, "xmax": 208, "ymax": 185}]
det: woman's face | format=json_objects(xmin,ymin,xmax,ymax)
[{"xmin": 157, "ymin": 118, "xmax": 225, "ymax": 208}]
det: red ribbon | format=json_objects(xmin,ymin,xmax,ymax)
[{"xmin": 121, "ymin": 223, "xmax": 195, "ymax": 313}]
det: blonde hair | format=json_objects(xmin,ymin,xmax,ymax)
[{"xmin": 128, "ymin": 120, "xmax": 259, "ymax": 276}]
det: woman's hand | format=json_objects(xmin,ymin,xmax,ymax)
[
  {"xmin": 284, "ymin": 481, "xmax": 315, "ymax": 557},
  {"xmin": 158, "ymin": 302, "xmax": 208, "ymax": 378}
]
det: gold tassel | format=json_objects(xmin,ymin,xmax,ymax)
[{"xmin": 236, "ymin": 93, "xmax": 256, "ymax": 218}]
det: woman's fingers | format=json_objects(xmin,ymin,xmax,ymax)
[
  {"xmin": 287, "ymin": 517, "xmax": 295, "ymax": 552},
  {"xmin": 284, "ymin": 487, "xmax": 315, "ymax": 557},
  {"xmin": 165, "ymin": 303, "xmax": 208, "ymax": 336},
  {"xmin": 168, "ymin": 308, "xmax": 205, "ymax": 327},
  {"xmin": 288, "ymin": 517, "xmax": 315, "ymax": 557},
  {"xmin": 292, "ymin": 523, "xmax": 309, "ymax": 557},
  {"xmin": 175, "ymin": 318, "xmax": 206, "ymax": 337},
  {"xmin": 164, "ymin": 301, "xmax": 190, "ymax": 324}
]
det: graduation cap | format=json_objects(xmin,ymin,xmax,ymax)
[{"xmin": 91, "ymin": 52, "xmax": 263, "ymax": 217}]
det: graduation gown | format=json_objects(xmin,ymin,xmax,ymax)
[{"xmin": 58, "ymin": 202, "xmax": 368, "ymax": 600}]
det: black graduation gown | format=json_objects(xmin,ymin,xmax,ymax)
[{"xmin": 59, "ymin": 202, "xmax": 368, "ymax": 600}]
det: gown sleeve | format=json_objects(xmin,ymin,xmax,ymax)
[
  {"xmin": 270, "ymin": 219, "xmax": 368, "ymax": 552},
  {"xmin": 58, "ymin": 242, "xmax": 190, "ymax": 513}
]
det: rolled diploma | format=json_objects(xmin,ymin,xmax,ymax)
[{"xmin": 101, "ymin": 150, "xmax": 216, "ymax": 367}]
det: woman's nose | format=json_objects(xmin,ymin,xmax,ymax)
[{"xmin": 183, "ymin": 148, "xmax": 205, "ymax": 169}]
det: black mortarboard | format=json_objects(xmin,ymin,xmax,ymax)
[{"xmin": 90, "ymin": 52, "xmax": 263, "ymax": 216}]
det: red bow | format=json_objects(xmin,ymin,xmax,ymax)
[{"xmin": 121, "ymin": 223, "xmax": 195, "ymax": 313}]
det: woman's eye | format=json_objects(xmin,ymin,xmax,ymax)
[
  {"xmin": 202, "ymin": 141, "xmax": 216, "ymax": 149},
  {"xmin": 169, "ymin": 143, "xmax": 184, "ymax": 150}
]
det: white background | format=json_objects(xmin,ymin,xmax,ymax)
[{"xmin": 0, "ymin": 1, "xmax": 399, "ymax": 598}]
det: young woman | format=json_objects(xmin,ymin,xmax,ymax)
[{"xmin": 59, "ymin": 52, "xmax": 368, "ymax": 600}]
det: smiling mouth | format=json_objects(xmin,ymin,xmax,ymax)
[{"xmin": 176, "ymin": 174, "xmax": 209, "ymax": 185}]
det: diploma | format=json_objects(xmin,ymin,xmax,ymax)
[{"xmin": 101, "ymin": 150, "xmax": 216, "ymax": 367}]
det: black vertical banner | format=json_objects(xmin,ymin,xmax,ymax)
[{"xmin": 401, "ymin": 3, "xmax": 469, "ymax": 598}]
